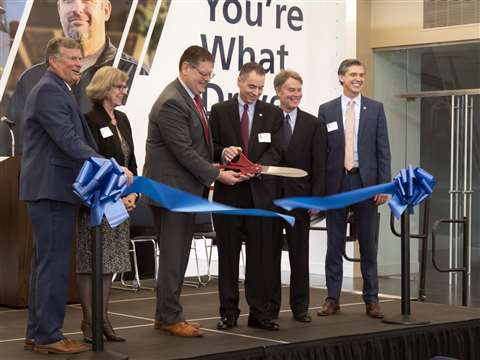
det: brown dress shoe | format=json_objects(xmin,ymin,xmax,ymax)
[
  {"xmin": 154, "ymin": 319, "xmax": 200, "ymax": 329},
  {"xmin": 34, "ymin": 338, "xmax": 90, "ymax": 354},
  {"xmin": 24, "ymin": 339, "xmax": 34, "ymax": 351},
  {"xmin": 317, "ymin": 300, "xmax": 340, "ymax": 316},
  {"xmin": 366, "ymin": 302, "xmax": 384, "ymax": 318},
  {"xmin": 159, "ymin": 321, "xmax": 203, "ymax": 337}
]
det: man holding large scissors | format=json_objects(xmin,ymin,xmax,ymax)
[{"xmin": 210, "ymin": 62, "xmax": 284, "ymax": 331}]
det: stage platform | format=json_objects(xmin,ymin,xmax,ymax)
[{"xmin": 0, "ymin": 281, "xmax": 478, "ymax": 360}]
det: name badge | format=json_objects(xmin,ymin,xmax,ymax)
[
  {"xmin": 326, "ymin": 122, "xmax": 339, "ymax": 132},
  {"xmin": 258, "ymin": 132, "xmax": 271, "ymax": 143},
  {"xmin": 100, "ymin": 126, "xmax": 114, "ymax": 138}
]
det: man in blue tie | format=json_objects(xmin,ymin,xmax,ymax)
[
  {"xmin": 317, "ymin": 59, "xmax": 391, "ymax": 319},
  {"xmin": 269, "ymin": 69, "xmax": 327, "ymax": 322}
]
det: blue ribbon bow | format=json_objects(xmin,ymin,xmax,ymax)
[
  {"xmin": 274, "ymin": 166, "xmax": 435, "ymax": 219},
  {"xmin": 73, "ymin": 157, "xmax": 129, "ymax": 227},
  {"xmin": 389, "ymin": 166, "xmax": 435, "ymax": 218},
  {"xmin": 73, "ymin": 157, "xmax": 295, "ymax": 228}
]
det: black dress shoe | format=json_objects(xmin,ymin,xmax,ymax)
[
  {"xmin": 269, "ymin": 311, "xmax": 280, "ymax": 320},
  {"xmin": 293, "ymin": 313, "xmax": 312, "ymax": 323},
  {"xmin": 80, "ymin": 320, "xmax": 92, "ymax": 343},
  {"xmin": 216, "ymin": 317, "xmax": 237, "ymax": 330},
  {"xmin": 247, "ymin": 317, "xmax": 280, "ymax": 331},
  {"xmin": 103, "ymin": 320, "xmax": 126, "ymax": 342},
  {"xmin": 267, "ymin": 305, "xmax": 280, "ymax": 320}
]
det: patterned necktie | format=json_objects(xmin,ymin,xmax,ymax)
[
  {"xmin": 193, "ymin": 95, "xmax": 210, "ymax": 145},
  {"xmin": 240, "ymin": 103, "xmax": 249, "ymax": 157},
  {"xmin": 344, "ymin": 100, "xmax": 355, "ymax": 171},
  {"xmin": 283, "ymin": 113, "xmax": 293, "ymax": 146}
]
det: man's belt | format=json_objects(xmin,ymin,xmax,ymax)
[{"xmin": 218, "ymin": 153, "xmax": 308, "ymax": 178}]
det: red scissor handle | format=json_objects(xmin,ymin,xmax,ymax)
[{"xmin": 217, "ymin": 152, "xmax": 262, "ymax": 175}]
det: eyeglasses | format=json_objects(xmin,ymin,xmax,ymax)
[
  {"xmin": 190, "ymin": 64, "xmax": 215, "ymax": 80},
  {"xmin": 113, "ymin": 84, "xmax": 128, "ymax": 91}
]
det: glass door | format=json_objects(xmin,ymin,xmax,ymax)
[{"xmin": 400, "ymin": 91, "xmax": 479, "ymax": 286}]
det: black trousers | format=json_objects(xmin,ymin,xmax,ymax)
[
  {"xmin": 270, "ymin": 209, "xmax": 310, "ymax": 316},
  {"xmin": 213, "ymin": 190, "xmax": 276, "ymax": 322}
]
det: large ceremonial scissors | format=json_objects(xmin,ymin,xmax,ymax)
[{"xmin": 218, "ymin": 153, "xmax": 307, "ymax": 178}]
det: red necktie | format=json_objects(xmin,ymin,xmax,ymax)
[
  {"xmin": 240, "ymin": 103, "xmax": 249, "ymax": 157},
  {"xmin": 193, "ymin": 95, "xmax": 210, "ymax": 144}
]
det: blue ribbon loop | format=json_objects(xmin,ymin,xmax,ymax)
[
  {"xmin": 73, "ymin": 157, "xmax": 295, "ymax": 228},
  {"xmin": 73, "ymin": 157, "xmax": 129, "ymax": 227},
  {"xmin": 274, "ymin": 166, "xmax": 435, "ymax": 219}
]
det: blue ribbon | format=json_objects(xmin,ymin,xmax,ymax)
[
  {"xmin": 274, "ymin": 166, "xmax": 435, "ymax": 219},
  {"xmin": 73, "ymin": 157, "xmax": 295, "ymax": 228},
  {"xmin": 73, "ymin": 157, "xmax": 129, "ymax": 227},
  {"xmin": 123, "ymin": 176, "xmax": 294, "ymax": 225}
]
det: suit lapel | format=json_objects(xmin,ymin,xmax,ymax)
[
  {"xmin": 287, "ymin": 108, "xmax": 303, "ymax": 153},
  {"xmin": 333, "ymin": 97, "xmax": 345, "ymax": 153},
  {"xmin": 73, "ymin": 93, "xmax": 96, "ymax": 149},
  {"xmin": 175, "ymin": 79, "xmax": 198, "ymax": 116},
  {"xmin": 174, "ymin": 79, "xmax": 211, "ymax": 147},
  {"xmin": 357, "ymin": 96, "xmax": 368, "ymax": 144},
  {"xmin": 230, "ymin": 97, "xmax": 243, "ymax": 146},
  {"xmin": 46, "ymin": 71, "xmax": 97, "ymax": 151},
  {"xmin": 116, "ymin": 112, "xmax": 133, "ymax": 150},
  {"xmin": 91, "ymin": 105, "xmax": 119, "ymax": 153},
  {"xmin": 249, "ymin": 101, "xmax": 264, "ymax": 156}
]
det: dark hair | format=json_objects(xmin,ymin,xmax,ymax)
[
  {"xmin": 273, "ymin": 69, "xmax": 303, "ymax": 90},
  {"xmin": 337, "ymin": 58, "xmax": 365, "ymax": 85},
  {"xmin": 45, "ymin": 37, "xmax": 82, "ymax": 65},
  {"xmin": 239, "ymin": 62, "xmax": 265, "ymax": 79},
  {"xmin": 178, "ymin": 45, "xmax": 213, "ymax": 71}
]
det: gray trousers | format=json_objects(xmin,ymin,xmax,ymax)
[{"xmin": 150, "ymin": 206, "xmax": 195, "ymax": 325}]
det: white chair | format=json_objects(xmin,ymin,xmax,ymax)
[
  {"xmin": 112, "ymin": 199, "xmax": 158, "ymax": 291},
  {"xmin": 184, "ymin": 213, "xmax": 215, "ymax": 288}
]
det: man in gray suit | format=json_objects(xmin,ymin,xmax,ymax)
[
  {"xmin": 144, "ymin": 45, "xmax": 240, "ymax": 337},
  {"xmin": 317, "ymin": 59, "xmax": 391, "ymax": 319}
]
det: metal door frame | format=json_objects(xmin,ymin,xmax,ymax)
[{"xmin": 398, "ymin": 89, "xmax": 479, "ymax": 283}]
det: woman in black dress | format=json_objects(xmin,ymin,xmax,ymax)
[{"xmin": 77, "ymin": 66, "xmax": 137, "ymax": 342}]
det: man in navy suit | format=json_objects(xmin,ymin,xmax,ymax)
[
  {"xmin": 317, "ymin": 59, "xmax": 391, "ymax": 318},
  {"xmin": 269, "ymin": 69, "xmax": 326, "ymax": 322},
  {"xmin": 19, "ymin": 37, "xmax": 131, "ymax": 354}
]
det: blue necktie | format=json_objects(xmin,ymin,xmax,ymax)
[{"xmin": 283, "ymin": 114, "xmax": 293, "ymax": 145}]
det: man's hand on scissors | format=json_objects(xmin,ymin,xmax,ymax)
[{"xmin": 221, "ymin": 146, "xmax": 242, "ymax": 163}]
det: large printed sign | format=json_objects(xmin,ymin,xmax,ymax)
[
  {"xmin": 0, "ymin": 0, "xmax": 355, "ymax": 170},
  {"xmin": 124, "ymin": 0, "xmax": 354, "ymax": 170}
]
